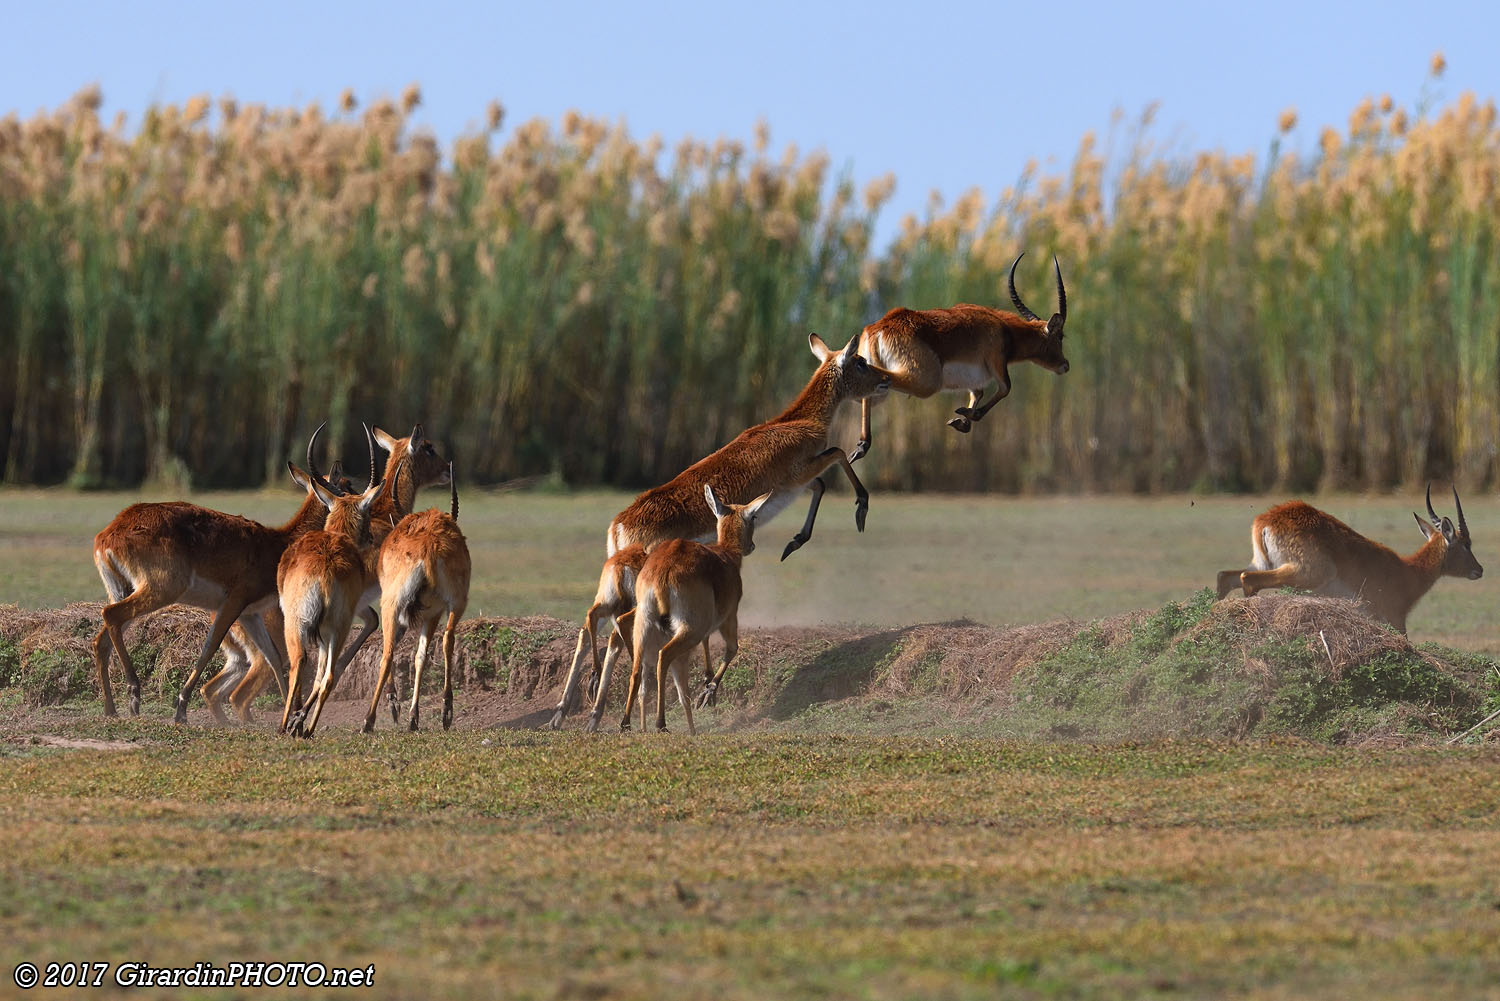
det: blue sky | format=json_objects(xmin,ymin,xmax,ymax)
[{"xmin": 5, "ymin": 0, "xmax": 1498, "ymax": 243}]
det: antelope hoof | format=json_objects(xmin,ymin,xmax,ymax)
[
  {"xmin": 697, "ymin": 683, "xmax": 719, "ymax": 709},
  {"xmin": 408, "ymin": 715, "xmax": 419, "ymax": 733},
  {"xmin": 545, "ymin": 710, "xmax": 565, "ymax": 731},
  {"xmin": 849, "ymin": 439, "xmax": 870, "ymax": 463},
  {"xmin": 130, "ymin": 690, "xmax": 142, "ymax": 716},
  {"xmin": 781, "ymin": 534, "xmax": 810, "ymax": 561},
  {"xmin": 953, "ymin": 406, "xmax": 974, "ymax": 419},
  {"xmin": 619, "ymin": 719, "xmax": 632, "ymax": 733},
  {"xmin": 854, "ymin": 499, "xmax": 868, "ymax": 533},
  {"xmin": 947, "ymin": 416, "xmax": 973, "ymax": 433},
  {"xmin": 172, "ymin": 703, "xmax": 189, "ymax": 725},
  {"xmin": 657, "ymin": 724, "xmax": 670, "ymax": 733},
  {"xmin": 362, "ymin": 719, "xmax": 376, "ymax": 734},
  {"xmin": 442, "ymin": 710, "xmax": 453, "ymax": 731}
]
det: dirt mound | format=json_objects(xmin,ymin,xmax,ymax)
[{"xmin": 2, "ymin": 594, "xmax": 1494, "ymax": 744}]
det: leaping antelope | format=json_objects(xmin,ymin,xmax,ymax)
[
  {"xmin": 850, "ymin": 252, "xmax": 1069, "ymax": 460},
  {"xmin": 1214, "ymin": 485, "xmax": 1483, "ymax": 634},
  {"xmin": 546, "ymin": 332, "xmax": 893, "ymax": 730},
  {"xmin": 622, "ymin": 484, "xmax": 773, "ymax": 734},
  {"xmin": 363, "ymin": 463, "xmax": 471, "ymax": 732}
]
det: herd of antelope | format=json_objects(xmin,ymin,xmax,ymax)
[{"xmin": 86, "ymin": 253, "xmax": 1486, "ymax": 736}]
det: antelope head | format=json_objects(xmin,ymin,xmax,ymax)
[
  {"xmin": 1009, "ymin": 252, "xmax": 1070, "ymax": 374},
  {"xmin": 1415, "ymin": 484, "xmax": 1483, "ymax": 580},
  {"xmin": 808, "ymin": 332, "xmax": 893, "ymax": 403}
]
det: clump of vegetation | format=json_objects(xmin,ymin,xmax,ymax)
[{"xmin": 1002, "ymin": 590, "xmax": 1499, "ymax": 744}]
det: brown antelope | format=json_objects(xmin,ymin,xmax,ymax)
[
  {"xmin": 278, "ymin": 427, "xmax": 387, "ymax": 737},
  {"xmin": 546, "ymin": 544, "xmax": 714, "ymax": 733},
  {"xmin": 363, "ymin": 463, "xmax": 471, "ymax": 732},
  {"xmin": 92, "ymin": 455, "xmax": 344, "ymax": 721},
  {"xmin": 546, "ymin": 332, "xmax": 893, "ymax": 730},
  {"xmin": 621, "ymin": 485, "xmax": 773, "ymax": 734},
  {"xmin": 207, "ymin": 424, "xmax": 453, "ymax": 724},
  {"xmin": 850, "ymin": 252, "xmax": 1069, "ymax": 460},
  {"xmin": 1214, "ymin": 486, "xmax": 1483, "ymax": 634},
  {"xmin": 201, "ymin": 460, "xmax": 360, "ymax": 724}
]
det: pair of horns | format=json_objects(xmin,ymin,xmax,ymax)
[
  {"xmin": 1008, "ymin": 252, "xmax": 1067, "ymax": 328},
  {"xmin": 307, "ymin": 421, "xmax": 377, "ymax": 497},
  {"xmin": 1426, "ymin": 483, "xmax": 1470, "ymax": 539}
]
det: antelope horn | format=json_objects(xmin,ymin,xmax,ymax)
[
  {"xmin": 1452, "ymin": 484, "xmax": 1469, "ymax": 539},
  {"xmin": 362, "ymin": 423, "xmax": 377, "ymax": 492},
  {"xmin": 1053, "ymin": 254, "xmax": 1067, "ymax": 327},
  {"xmin": 391, "ymin": 454, "xmax": 413, "ymax": 519},
  {"xmin": 1426, "ymin": 482, "xmax": 1439, "ymax": 526},
  {"xmin": 1007, "ymin": 253, "xmax": 1042, "ymax": 323},
  {"xmin": 449, "ymin": 461, "xmax": 459, "ymax": 522},
  {"xmin": 306, "ymin": 421, "xmax": 337, "ymax": 494}
]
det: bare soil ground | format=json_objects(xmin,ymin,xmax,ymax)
[{"xmin": 5, "ymin": 590, "xmax": 1495, "ymax": 745}]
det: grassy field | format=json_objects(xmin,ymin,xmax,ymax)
[
  {"xmin": 6, "ymin": 489, "xmax": 1500, "ymax": 998},
  {"xmin": 1, "ymin": 719, "xmax": 1498, "ymax": 1001},
  {"xmin": 6, "ymin": 486, "xmax": 1498, "ymax": 651}
]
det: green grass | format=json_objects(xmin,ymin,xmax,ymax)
[
  {"xmin": 8, "ymin": 487, "xmax": 1500, "ymax": 652},
  {"xmin": 2, "ymin": 722, "xmax": 1499, "ymax": 1000}
]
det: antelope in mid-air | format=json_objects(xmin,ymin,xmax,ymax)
[
  {"xmin": 850, "ymin": 252, "xmax": 1069, "ymax": 460},
  {"xmin": 1215, "ymin": 485, "xmax": 1483, "ymax": 634},
  {"xmin": 546, "ymin": 332, "xmax": 894, "ymax": 730},
  {"xmin": 621, "ymin": 485, "xmax": 772, "ymax": 734}
]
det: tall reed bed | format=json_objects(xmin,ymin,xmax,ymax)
[{"xmin": 2, "ymin": 64, "xmax": 1497, "ymax": 493}]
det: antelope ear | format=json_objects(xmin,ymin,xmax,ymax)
[
  {"xmin": 311, "ymin": 478, "xmax": 341, "ymax": 510},
  {"xmin": 808, "ymin": 333, "xmax": 831, "ymax": 362},
  {"xmin": 357, "ymin": 481, "xmax": 382, "ymax": 517},
  {"xmin": 1046, "ymin": 313, "xmax": 1064, "ymax": 337},
  {"xmin": 841, "ymin": 335, "xmax": 860, "ymax": 362},
  {"xmin": 1440, "ymin": 516, "xmax": 1458, "ymax": 542},
  {"xmin": 744, "ymin": 490, "xmax": 775, "ymax": 520},
  {"xmin": 287, "ymin": 462, "xmax": 314, "ymax": 493},
  {"xmin": 372, "ymin": 427, "xmax": 399, "ymax": 455},
  {"xmin": 703, "ymin": 483, "xmax": 728, "ymax": 518},
  {"xmin": 1414, "ymin": 512, "xmax": 1437, "ymax": 540}
]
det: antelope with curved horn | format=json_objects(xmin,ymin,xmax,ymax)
[
  {"xmin": 622, "ymin": 485, "xmax": 773, "ymax": 734},
  {"xmin": 278, "ymin": 425, "xmax": 386, "ymax": 737},
  {"xmin": 1214, "ymin": 485, "xmax": 1483, "ymax": 634},
  {"xmin": 362, "ymin": 462, "xmax": 471, "ymax": 732},
  {"xmin": 546, "ymin": 333, "xmax": 893, "ymax": 730},
  {"xmin": 850, "ymin": 252, "xmax": 1069, "ymax": 460},
  {"xmin": 201, "ymin": 460, "xmax": 359, "ymax": 724}
]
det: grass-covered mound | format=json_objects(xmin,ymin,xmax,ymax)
[{"xmin": 4, "ymin": 593, "xmax": 1497, "ymax": 745}]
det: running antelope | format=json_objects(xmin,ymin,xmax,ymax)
[
  {"xmin": 546, "ymin": 544, "xmax": 714, "ymax": 733},
  {"xmin": 278, "ymin": 427, "xmax": 387, "ymax": 737},
  {"xmin": 621, "ymin": 485, "xmax": 773, "ymax": 734},
  {"xmin": 1214, "ymin": 486, "xmax": 1483, "ymax": 634},
  {"xmin": 92, "ymin": 454, "xmax": 342, "ymax": 721},
  {"xmin": 363, "ymin": 463, "xmax": 471, "ymax": 732},
  {"xmin": 546, "ymin": 332, "xmax": 893, "ymax": 730},
  {"xmin": 850, "ymin": 252, "xmax": 1069, "ymax": 460}
]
